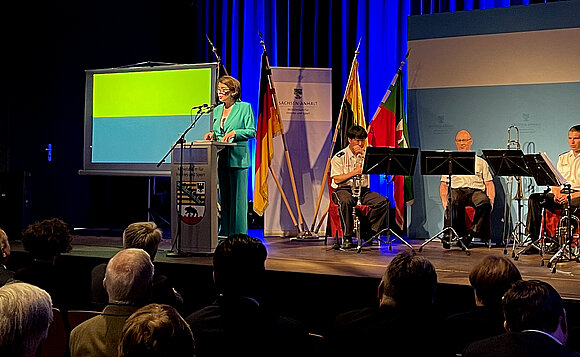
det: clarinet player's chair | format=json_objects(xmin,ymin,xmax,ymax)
[{"xmin": 326, "ymin": 172, "xmax": 371, "ymax": 245}]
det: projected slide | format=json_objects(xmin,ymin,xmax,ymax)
[{"xmin": 83, "ymin": 63, "xmax": 217, "ymax": 175}]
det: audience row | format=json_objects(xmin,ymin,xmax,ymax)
[{"xmin": 1, "ymin": 218, "xmax": 580, "ymax": 357}]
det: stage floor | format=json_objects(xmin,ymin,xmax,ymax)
[{"xmin": 57, "ymin": 233, "xmax": 580, "ymax": 301}]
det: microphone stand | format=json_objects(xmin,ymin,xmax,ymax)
[
  {"xmin": 206, "ymin": 34, "xmax": 228, "ymax": 77},
  {"xmin": 157, "ymin": 106, "xmax": 211, "ymax": 257}
]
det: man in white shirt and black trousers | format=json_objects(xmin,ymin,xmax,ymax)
[
  {"xmin": 439, "ymin": 129, "xmax": 495, "ymax": 248},
  {"xmin": 330, "ymin": 125, "xmax": 388, "ymax": 249},
  {"xmin": 526, "ymin": 125, "xmax": 580, "ymax": 243}
]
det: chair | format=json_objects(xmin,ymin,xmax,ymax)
[
  {"xmin": 327, "ymin": 172, "xmax": 344, "ymax": 239},
  {"xmin": 38, "ymin": 307, "xmax": 67, "ymax": 357},
  {"xmin": 67, "ymin": 310, "xmax": 101, "ymax": 330}
]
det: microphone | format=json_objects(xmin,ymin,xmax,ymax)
[
  {"xmin": 205, "ymin": 103, "xmax": 219, "ymax": 111},
  {"xmin": 192, "ymin": 103, "xmax": 209, "ymax": 111}
]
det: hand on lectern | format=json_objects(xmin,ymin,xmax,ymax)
[
  {"xmin": 203, "ymin": 132, "xmax": 213, "ymax": 140},
  {"xmin": 222, "ymin": 130, "xmax": 236, "ymax": 143}
]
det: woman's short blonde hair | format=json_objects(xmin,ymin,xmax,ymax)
[{"xmin": 218, "ymin": 75, "xmax": 241, "ymax": 101}]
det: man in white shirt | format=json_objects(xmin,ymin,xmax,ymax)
[
  {"xmin": 330, "ymin": 126, "xmax": 388, "ymax": 249},
  {"xmin": 440, "ymin": 130, "xmax": 495, "ymax": 248},
  {"xmin": 526, "ymin": 125, "xmax": 580, "ymax": 242}
]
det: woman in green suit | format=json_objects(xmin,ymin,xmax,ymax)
[{"xmin": 204, "ymin": 76, "xmax": 256, "ymax": 236}]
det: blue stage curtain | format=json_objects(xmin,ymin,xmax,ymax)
[{"xmin": 192, "ymin": 0, "xmax": 562, "ymax": 208}]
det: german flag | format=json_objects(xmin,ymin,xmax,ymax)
[{"xmin": 253, "ymin": 53, "xmax": 283, "ymax": 216}]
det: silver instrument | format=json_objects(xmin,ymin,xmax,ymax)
[
  {"xmin": 351, "ymin": 153, "xmax": 364, "ymax": 205},
  {"xmin": 505, "ymin": 125, "xmax": 532, "ymax": 257},
  {"xmin": 507, "ymin": 125, "xmax": 524, "ymax": 200}
]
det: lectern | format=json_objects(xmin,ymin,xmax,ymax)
[{"xmin": 170, "ymin": 141, "xmax": 234, "ymax": 254}]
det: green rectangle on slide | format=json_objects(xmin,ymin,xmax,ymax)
[{"xmin": 93, "ymin": 68, "xmax": 212, "ymax": 117}]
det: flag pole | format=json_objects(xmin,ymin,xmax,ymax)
[
  {"xmin": 269, "ymin": 166, "xmax": 300, "ymax": 231},
  {"xmin": 258, "ymin": 33, "xmax": 304, "ymax": 234},
  {"xmin": 310, "ymin": 39, "xmax": 362, "ymax": 232},
  {"xmin": 370, "ymin": 50, "xmax": 410, "ymax": 121},
  {"xmin": 259, "ymin": 34, "xmax": 310, "ymax": 235}
]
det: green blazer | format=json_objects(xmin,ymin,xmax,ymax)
[{"xmin": 212, "ymin": 101, "xmax": 256, "ymax": 168}]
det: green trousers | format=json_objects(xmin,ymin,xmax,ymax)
[{"xmin": 218, "ymin": 166, "xmax": 248, "ymax": 236}]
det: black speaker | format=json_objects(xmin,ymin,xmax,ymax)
[{"xmin": 0, "ymin": 172, "xmax": 30, "ymax": 240}]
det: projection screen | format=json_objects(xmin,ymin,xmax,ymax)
[{"xmin": 81, "ymin": 63, "xmax": 217, "ymax": 176}]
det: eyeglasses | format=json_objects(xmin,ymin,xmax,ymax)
[
  {"xmin": 217, "ymin": 88, "xmax": 230, "ymax": 94},
  {"xmin": 456, "ymin": 138, "xmax": 472, "ymax": 143}
]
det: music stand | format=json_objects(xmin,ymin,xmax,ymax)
[
  {"xmin": 355, "ymin": 147, "xmax": 418, "ymax": 253},
  {"xmin": 482, "ymin": 149, "xmax": 531, "ymax": 255},
  {"xmin": 418, "ymin": 151, "xmax": 476, "ymax": 255}
]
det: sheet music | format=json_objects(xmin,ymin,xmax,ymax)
[{"xmin": 540, "ymin": 152, "xmax": 567, "ymax": 186}]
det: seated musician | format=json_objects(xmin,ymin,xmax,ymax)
[
  {"xmin": 439, "ymin": 130, "xmax": 495, "ymax": 248},
  {"xmin": 330, "ymin": 125, "xmax": 388, "ymax": 249},
  {"xmin": 526, "ymin": 125, "xmax": 580, "ymax": 242}
]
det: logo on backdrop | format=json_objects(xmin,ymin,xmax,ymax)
[
  {"xmin": 294, "ymin": 88, "xmax": 303, "ymax": 100},
  {"xmin": 176, "ymin": 181, "xmax": 206, "ymax": 225}
]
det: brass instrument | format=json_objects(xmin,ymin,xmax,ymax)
[
  {"xmin": 507, "ymin": 125, "xmax": 524, "ymax": 200},
  {"xmin": 557, "ymin": 212, "xmax": 580, "ymax": 243}
]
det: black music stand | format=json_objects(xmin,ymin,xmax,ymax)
[
  {"xmin": 482, "ymin": 149, "xmax": 531, "ymax": 255},
  {"xmin": 418, "ymin": 151, "xmax": 476, "ymax": 255},
  {"xmin": 355, "ymin": 147, "xmax": 418, "ymax": 253}
]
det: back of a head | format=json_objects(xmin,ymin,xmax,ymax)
[
  {"xmin": 503, "ymin": 280, "xmax": 564, "ymax": 333},
  {"xmin": 118, "ymin": 303, "xmax": 194, "ymax": 357},
  {"xmin": 381, "ymin": 251, "xmax": 437, "ymax": 307},
  {"xmin": 213, "ymin": 234, "xmax": 267, "ymax": 296},
  {"xmin": 105, "ymin": 248, "xmax": 154, "ymax": 305},
  {"xmin": 123, "ymin": 222, "xmax": 162, "ymax": 260},
  {"xmin": 21, "ymin": 218, "xmax": 72, "ymax": 260},
  {"xmin": 0, "ymin": 228, "xmax": 9, "ymax": 265},
  {"xmin": 0, "ymin": 282, "xmax": 53, "ymax": 357},
  {"xmin": 469, "ymin": 255, "xmax": 522, "ymax": 307}
]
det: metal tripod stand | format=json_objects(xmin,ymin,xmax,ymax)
[
  {"xmin": 418, "ymin": 174, "xmax": 470, "ymax": 255},
  {"xmin": 418, "ymin": 150, "xmax": 476, "ymax": 255},
  {"xmin": 547, "ymin": 185, "xmax": 580, "ymax": 273},
  {"xmin": 355, "ymin": 147, "xmax": 418, "ymax": 253}
]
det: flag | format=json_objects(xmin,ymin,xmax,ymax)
[
  {"xmin": 367, "ymin": 70, "xmax": 414, "ymax": 230},
  {"xmin": 336, "ymin": 59, "xmax": 366, "ymax": 152},
  {"xmin": 253, "ymin": 53, "xmax": 283, "ymax": 216}
]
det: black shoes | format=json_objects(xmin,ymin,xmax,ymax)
[{"xmin": 341, "ymin": 237, "xmax": 356, "ymax": 249}]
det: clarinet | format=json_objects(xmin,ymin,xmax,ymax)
[{"xmin": 351, "ymin": 153, "xmax": 363, "ymax": 205}]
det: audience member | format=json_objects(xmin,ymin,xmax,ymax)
[
  {"xmin": 91, "ymin": 222, "xmax": 183, "ymax": 310},
  {"xmin": 0, "ymin": 282, "xmax": 53, "ymax": 357},
  {"xmin": 186, "ymin": 234, "xmax": 308, "ymax": 357},
  {"xmin": 118, "ymin": 303, "xmax": 194, "ymax": 357},
  {"xmin": 0, "ymin": 228, "xmax": 14, "ymax": 286},
  {"xmin": 69, "ymin": 248, "xmax": 154, "ymax": 357},
  {"xmin": 446, "ymin": 255, "xmax": 522, "ymax": 355},
  {"xmin": 326, "ymin": 250, "xmax": 445, "ymax": 357},
  {"xmin": 14, "ymin": 218, "xmax": 72, "ymax": 305},
  {"xmin": 464, "ymin": 280, "xmax": 580, "ymax": 357}
]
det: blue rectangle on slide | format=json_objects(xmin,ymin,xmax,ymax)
[{"xmin": 92, "ymin": 115, "xmax": 209, "ymax": 163}]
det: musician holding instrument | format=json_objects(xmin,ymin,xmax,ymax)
[
  {"xmin": 526, "ymin": 125, "xmax": 580, "ymax": 241},
  {"xmin": 440, "ymin": 130, "xmax": 495, "ymax": 248},
  {"xmin": 330, "ymin": 126, "xmax": 388, "ymax": 249}
]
